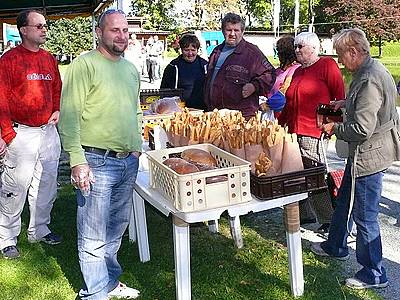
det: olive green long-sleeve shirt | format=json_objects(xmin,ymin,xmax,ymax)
[{"xmin": 59, "ymin": 50, "xmax": 142, "ymax": 167}]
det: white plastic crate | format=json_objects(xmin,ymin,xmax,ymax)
[{"xmin": 146, "ymin": 144, "xmax": 252, "ymax": 212}]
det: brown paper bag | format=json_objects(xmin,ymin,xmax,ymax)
[
  {"xmin": 245, "ymin": 143, "xmax": 264, "ymax": 173},
  {"xmin": 230, "ymin": 147, "xmax": 246, "ymax": 160},
  {"xmin": 281, "ymin": 134, "xmax": 304, "ymax": 174},
  {"xmin": 265, "ymin": 143, "xmax": 283, "ymax": 176}
]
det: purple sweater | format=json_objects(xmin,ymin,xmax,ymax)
[{"xmin": 204, "ymin": 39, "xmax": 275, "ymax": 119}]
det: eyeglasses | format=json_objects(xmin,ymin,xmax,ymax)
[
  {"xmin": 294, "ymin": 44, "xmax": 306, "ymax": 49},
  {"xmin": 25, "ymin": 24, "xmax": 48, "ymax": 30},
  {"xmin": 98, "ymin": 8, "xmax": 126, "ymax": 25}
]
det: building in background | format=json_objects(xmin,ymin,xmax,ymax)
[{"xmin": 1, "ymin": 23, "xmax": 21, "ymax": 53}]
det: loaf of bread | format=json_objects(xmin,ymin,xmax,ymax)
[
  {"xmin": 181, "ymin": 149, "xmax": 217, "ymax": 167},
  {"xmin": 163, "ymin": 157, "xmax": 199, "ymax": 174},
  {"xmin": 188, "ymin": 162, "xmax": 228, "ymax": 184}
]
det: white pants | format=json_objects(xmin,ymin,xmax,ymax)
[{"xmin": 0, "ymin": 124, "xmax": 61, "ymax": 249}]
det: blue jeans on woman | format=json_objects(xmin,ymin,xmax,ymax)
[
  {"xmin": 321, "ymin": 161, "xmax": 387, "ymax": 285},
  {"xmin": 77, "ymin": 152, "xmax": 139, "ymax": 300}
]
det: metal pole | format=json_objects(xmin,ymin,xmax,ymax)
[
  {"xmin": 92, "ymin": 13, "xmax": 96, "ymax": 49},
  {"xmin": 117, "ymin": 0, "xmax": 123, "ymax": 10}
]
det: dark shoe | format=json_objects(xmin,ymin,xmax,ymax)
[
  {"xmin": 1, "ymin": 245, "xmax": 20, "ymax": 259},
  {"xmin": 345, "ymin": 277, "xmax": 388, "ymax": 289},
  {"xmin": 310, "ymin": 242, "xmax": 349, "ymax": 261},
  {"xmin": 317, "ymin": 223, "xmax": 330, "ymax": 233},
  {"xmin": 300, "ymin": 218, "xmax": 316, "ymax": 225},
  {"xmin": 38, "ymin": 232, "xmax": 62, "ymax": 245}
]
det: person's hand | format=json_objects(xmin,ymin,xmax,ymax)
[
  {"xmin": 131, "ymin": 151, "xmax": 141, "ymax": 158},
  {"xmin": 242, "ymin": 83, "xmax": 256, "ymax": 98},
  {"xmin": 329, "ymin": 100, "xmax": 345, "ymax": 111},
  {"xmin": 320, "ymin": 122, "xmax": 335, "ymax": 137},
  {"xmin": 71, "ymin": 164, "xmax": 94, "ymax": 191},
  {"xmin": 47, "ymin": 111, "xmax": 60, "ymax": 125},
  {"xmin": 259, "ymin": 102, "xmax": 269, "ymax": 112},
  {"xmin": 0, "ymin": 138, "xmax": 7, "ymax": 156}
]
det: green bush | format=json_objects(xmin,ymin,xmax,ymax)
[{"xmin": 371, "ymin": 41, "xmax": 400, "ymax": 58}]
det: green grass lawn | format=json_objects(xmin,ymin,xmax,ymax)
[{"xmin": 0, "ymin": 184, "xmax": 382, "ymax": 300}]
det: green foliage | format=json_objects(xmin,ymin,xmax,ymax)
[
  {"xmin": 45, "ymin": 17, "xmax": 93, "ymax": 57},
  {"xmin": 371, "ymin": 40, "xmax": 400, "ymax": 58},
  {"xmin": 130, "ymin": 0, "xmax": 177, "ymax": 30},
  {"xmin": 318, "ymin": 0, "xmax": 400, "ymax": 40},
  {"xmin": 245, "ymin": 0, "xmax": 272, "ymax": 29}
]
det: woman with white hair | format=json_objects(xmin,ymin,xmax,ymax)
[
  {"xmin": 278, "ymin": 32, "xmax": 345, "ymax": 232},
  {"xmin": 312, "ymin": 27, "xmax": 399, "ymax": 290}
]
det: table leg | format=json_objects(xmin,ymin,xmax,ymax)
[
  {"xmin": 284, "ymin": 202, "xmax": 304, "ymax": 297},
  {"xmin": 173, "ymin": 216, "xmax": 191, "ymax": 300},
  {"xmin": 229, "ymin": 216, "xmax": 244, "ymax": 249},
  {"xmin": 133, "ymin": 191, "xmax": 151, "ymax": 262},
  {"xmin": 208, "ymin": 219, "xmax": 219, "ymax": 233},
  {"xmin": 128, "ymin": 200, "xmax": 137, "ymax": 243}
]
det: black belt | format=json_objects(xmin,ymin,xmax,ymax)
[
  {"xmin": 13, "ymin": 122, "xmax": 47, "ymax": 129},
  {"xmin": 82, "ymin": 146, "xmax": 130, "ymax": 159}
]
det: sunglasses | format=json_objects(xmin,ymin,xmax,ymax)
[
  {"xmin": 294, "ymin": 44, "xmax": 305, "ymax": 49},
  {"xmin": 25, "ymin": 24, "xmax": 48, "ymax": 30},
  {"xmin": 98, "ymin": 8, "xmax": 126, "ymax": 25}
]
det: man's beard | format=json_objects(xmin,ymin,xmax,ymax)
[{"xmin": 112, "ymin": 45, "xmax": 125, "ymax": 55}]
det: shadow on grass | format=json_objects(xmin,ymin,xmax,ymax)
[
  {"xmin": 241, "ymin": 208, "xmax": 383, "ymax": 300},
  {"xmin": 12, "ymin": 184, "xmax": 388, "ymax": 300},
  {"xmin": 35, "ymin": 185, "xmax": 292, "ymax": 299}
]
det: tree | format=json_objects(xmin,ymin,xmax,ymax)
[
  {"xmin": 45, "ymin": 17, "xmax": 93, "ymax": 57},
  {"xmin": 244, "ymin": 0, "xmax": 273, "ymax": 29},
  {"xmin": 129, "ymin": 0, "xmax": 177, "ymax": 30},
  {"xmin": 173, "ymin": 0, "xmax": 245, "ymax": 30},
  {"xmin": 319, "ymin": 0, "xmax": 400, "ymax": 40}
]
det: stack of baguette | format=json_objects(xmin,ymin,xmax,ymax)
[{"xmin": 162, "ymin": 109, "xmax": 303, "ymax": 177}]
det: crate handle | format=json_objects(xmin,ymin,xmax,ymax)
[
  {"xmin": 205, "ymin": 174, "xmax": 228, "ymax": 184},
  {"xmin": 283, "ymin": 177, "xmax": 306, "ymax": 187}
]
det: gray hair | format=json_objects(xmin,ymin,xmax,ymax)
[
  {"xmin": 295, "ymin": 32, "xmax": 320, "ymax": 55},
  {"xmin": 221, "ymin": 13, "xmax": 245, "ymax": 32},
  {"xmin": 332, "ymin": 28, "xmax": 370, "ymax": 54}
]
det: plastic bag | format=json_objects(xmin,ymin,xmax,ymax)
[{"xmin": 150, "ymin": 96, "xmax": 182, "ymax": 114}]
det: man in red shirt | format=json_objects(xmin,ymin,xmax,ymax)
[{"xmin": 0, "ymin": 9, "xmax": 62, "ymax": 259}]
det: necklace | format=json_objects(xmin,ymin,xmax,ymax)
[{"xmin": 302, "ymin": 57, "xmax": 320, "ymax": 68}]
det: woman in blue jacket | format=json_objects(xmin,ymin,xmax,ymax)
[{"xmin": 161, "ymin": 34, "xmax": 208, "ymax": 110}]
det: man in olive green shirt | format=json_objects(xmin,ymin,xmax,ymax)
[{"xmin": 58, "ymin": 9, "xmax": 142, "ymax": 300}]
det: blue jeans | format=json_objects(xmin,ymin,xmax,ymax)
[
  {"xmin": 77, "ymin": 152, "xmax": 139, "ymax": 300},
  {"xmin": 321, "ymin": 161, "xmax": 387, "ymax": 285}
]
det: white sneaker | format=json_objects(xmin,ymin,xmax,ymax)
[
  {"xmin": 345, "ymin": 277, "xmax": 388, "ymax": 289},
  {"xmin": 108, "ymin": 282, "xmax": 140, "ymax": 299}
]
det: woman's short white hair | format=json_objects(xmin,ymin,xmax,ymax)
[{"xmin": 295, "ymin": 32, "xmax": 320, "ymax": 55}]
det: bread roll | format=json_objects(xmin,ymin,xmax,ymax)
[
  {"xmin": 163, "ymin": 157, "xmax": 199, "ymax": 174},
  {"xmin": 181, "ymin": 149, "xmax": 217, "ymax": 167}
]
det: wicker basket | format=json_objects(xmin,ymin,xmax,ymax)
[{"xmin": 146, "ymin": 144, "xmax": 251, "ymax": 212}]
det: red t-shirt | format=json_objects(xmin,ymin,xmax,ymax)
[
  {"xmin": 0, "ymin": 45, "xmax": 61, "ymax": 143},
  {"xmin": 278, "ymin": 56, "xmax": 345, "ymax": 138}
]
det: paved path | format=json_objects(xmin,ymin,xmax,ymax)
[{"xmin": 301, "ymin": 140, "xmax": 400, "ymax": 300}]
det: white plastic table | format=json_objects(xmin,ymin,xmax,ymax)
[{"xmin": 130, "ymin": 170, "xmax": 307, "ymax": 299}]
